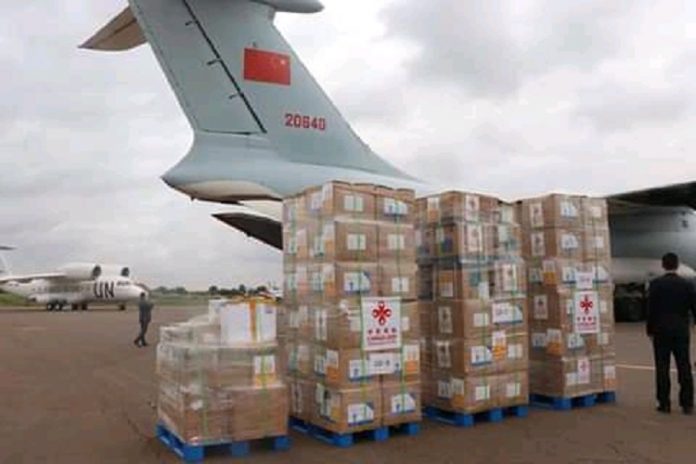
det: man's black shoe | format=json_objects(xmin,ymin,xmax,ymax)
[
  {"xmin": 683, "ymin": 407, "xmax": 693, "ymax": 415},
  {"xmin": 657, "ymin": 405, "xmax": 671, "ymax": 414}
]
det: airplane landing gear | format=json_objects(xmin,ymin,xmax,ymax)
[
  {"xmin": 71, "ymin": 304, "xmax": 79, "ymax": 311},
  {"xmin": 81, "ymin": 303, "xmax": 88, "ymax": 311},
  {"xmin": 46, "ymin": 303, "xmax": 53, "ymax": 312},
  {"xmin": 118, "ymin": 304, "xmax": 126, "ymax": 311}
]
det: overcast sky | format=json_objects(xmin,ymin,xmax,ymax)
[{"xmin": 1, "ymin": 0, "xmax": 695, "ymax": 289}]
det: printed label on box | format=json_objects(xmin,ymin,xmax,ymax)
[
  {"xmin": 566, "ymin": 373, "xmax": 578, "ymax": 387},
  {"xmin": 567, "ymin": 333, "xmax": 585, "ymax": 350},
  {"xmin": 347, "ymin": 403, "xmax": 374, "ymax": 426},
  {"xmin": 315, "ymin": 309, "xmax": 328, "ymax": 341},
  {"xmin": 532, "ymin": 332, "xmax": 548, "ymax": 348},
  {"xmin": 560, "ymin": 200, "xmax": 579, "ymax": 218},
  {"xmin": 402, "ymin": 316, "xmax": 410, "ymax": 332},
  {"xmin": 474, "ymin": 312, "xmax": 490, "ymax": 328},
  {"xmin": 475, "ymin": 385, "xmax": 491, "ymax": 402},
  {"xmin": 403, "ymin": 344, "xmax": 421, "ymax": 375},
  {"xmin": 531, "ymin": 232, "xmax": 546, "ymax": 257},
  {"xmin": 530, "ymin": 202, "xmax": 544, "ymax": 228},
  {"xmin": 467, "ymin": 225, "xmax": 483, "ymax": 253},
  {"xmin": 369, "ymin": 353, "xmax": 397, "ymax": 375},
  {"xmin": 314, "ymin": 353, "xmax": 327, "ymax": 375},
  {"xmin": 391, "ymin": 393, "xmax": 417, "ymax": 414},
  {"xmin": 492, "ymin": 330, "xmax": 507, "ymax": 361},
  {"xmin": 533, "ymin": 295, "xmax": 549, "ymax": 320},
  {"xmin": 547, "ymin": 329, "xmax": 563, "ymax": 355},
  {"xmin": 471, "ymin": 346, "xmax": 493, "ymax": 365},
  {"xmin": 478, "ymin": 282, "xmax": 491, "ymax": 301},
  {"xmin": 325, "ymin": 350, "xmax": 339, "ymax": 381},
  {"xmin": 492, "ymin": 302, "xmax": 512, "ymax": 324},
  {"xmin": 561, "ymin": 233, "xmax": 579, "ymax": 250},
  {"xmin": 501, "ymin": 264, "xmax": 519, "ymax": 292},
  {"xmin": 344, "ymin": 272, "xmax": 371, "ymax": 293},
  {"xmin": 589, "ymin": 205, "xmax": 603, "ymax": 219},
  {"xmin": 576, "ymin": 272, "xmax": 594, "ymax": 290},
  {"xmin": 577, "ymin": 357, "xmax": 591, "ymax": 385},
  {"xmin": 291, "ymin": 383, "xmax": 303, "ymax": 414},
  {"xmin": 451, "ymin": 378, "xmax": 465, "ymax": 407},
  {"xmin": 574, "ymin": 291, "xmax": 600, "ymax": 334},
  {"xmin": 253, "ymin": 355, "xmax": 277, "ymax": 386},
  {"xmin": 347, "ymin": 234, "xmax": 367, "ymax": 251},
  {"xmin": 361, "ymin": 297, "xmax": 402, "ymax": 351},
  {"xmin": 349, "ymin": 359, "xmax": 369, "ymax": 380},
  {"xmin": 440, "ymin": 282, "xmax": 454, "ymax": 298},
  {"xmin": 465, "ymin": 195, "xmax": 480, "ymax": 221},
  {"xmin": 392, "ymin": 277, "xmax": 410, "ymax": 294},
  {"xmin": 388, "ymin": 234, "xmax": 406, "ymax": 251},
  {"xmin": 506, "ymin": 382, "xmax": 522, "ymax": 398},
  {"xmin": 508, "ymin": 343, "xmax": 524, "ymax": 359},
  {"xmin": 438, "ymin": 306, "xmax": 453, "ymax": 334},
  {"xmin": 437, "ymin": 380, "xmax": 452, "ymax": 399},
  {"xmin": 436, "ymin": 341, "xmax": 452, "ymax": 368},
  {"xmin": 344, "ymin": 194, "xmax": 364, "ymax": 212}
]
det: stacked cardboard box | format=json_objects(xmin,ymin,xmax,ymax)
[
  {"xmin": 416, "ymin": 192, "xmax": 529, "ymax": 414},
  {"xmin": 519, "ymin": 195, "xmax": 617, "ymax": 398},
  {"xmin": 282, "ymin": 181, "xmax": 421, "ymax": 434},
  {"xmin": 156, "ymin": 299, "xmax": 288, "ymax": 444}
]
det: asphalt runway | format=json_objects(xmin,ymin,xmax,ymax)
[{"xmin": 1, "ymin": 305, "xmax": 696, "ymax": 464}]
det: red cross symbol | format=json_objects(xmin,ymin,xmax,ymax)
[
  {"xmin": 580, "ymin": 295, "xmax": 594, "ymax": 315},
  {"xmin": 372, "ymin": 301, "xmax": 392, "ymax": 326}
]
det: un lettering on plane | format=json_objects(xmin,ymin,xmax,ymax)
[{"xmin": 93, "ymin": 281, "xmax": 115, "ymax": 299}]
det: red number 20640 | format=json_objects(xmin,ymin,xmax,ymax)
[{"xmin": 284, "ymin": 113, "xmax": 327, "ymax": 131}]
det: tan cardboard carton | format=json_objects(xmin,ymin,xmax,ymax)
[
  {"xmin": 310, "ymin": 220, "xmax": 378, "ymax": 263},
  {"xmin": 581, "ymin": 197, "xmax": 609, "ymax": 227},
  {"xmin": 417, "ymin": 264, "xmax": 434, "ymax": 300},
  {"xmin": 228, "ymin": 385, "xmax": 288, "ymax": 441},
  {"xmin": 313, "ymin": 384, "xmax": 383, "ymax": 434},
  {"xmin": 303, "ymin": 181, "xmax": 376, "ymax": 221},
  {"xmin": 432, "ymin": 298, "xmax": 527, "ymax": 339},
  {"xmin": 285, "ymin": 341, "xmax": 313, "ymax": 378},
  {"xmin": 417, "ymin": 191, "xmax": 504, "ymax": 225},
  {"xmin": 434, "ymin": 260, "xmax": 526, "ymax": 300},
  {"xmin": 374, "ymin": 186, "xmax": 416, "ymax": 224},
  {"xmin": 522, "ymin": 227, "xmax": 584, "ymax": 260},
  {"xmin": 308, "ymin": 262, "xmax": 379, "ymax": 300},
  {"xmin": 520, "ymin": 194, "xmax": 584, "ymax": 230},
  {"xmin": 528, "ymin": 284, "xmax": 615, "ymax": 328},
  {"xmin": 428, "ymin": 371, "xmax": 499, "ymax": 414},
  {"xmin": 288, "ymin": 377, "xmax": 318, "ymax": 422},
  {"xmin": 529, "ymin": 323, "xmax": 615, "ymax": 360},
  {"xmin": 526, "ymin": 258, "xmax": 612, "ymax": 287},
  {"xmin": 530, "ymin": 355, "xmax": 616, "ymax": 398},
  {"xmin": 379, "ymin": 263, "xmax": 418, "ymax": 300},
  {"xmin": 582, "ymin": 227, "xmax": 612, "ymax": 261},
  {"xmin": 495, "ymin": 370, "xmax": 529, "ymax": 408},
  {"xmin": 381, "ymin": 380, "xmax": 422, "ymax": 426},
  {"xmin": 377, "ymin": 223, "xmax": 416, "ymax": 263}
]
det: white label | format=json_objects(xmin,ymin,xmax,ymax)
[
  {"xmin": 436, "ymin": 341, "xmax": 452, "ymax": 368},
  {"xmin": 589, "ymin": 205, "xmax": 603, "ymax": 219},
  {"xmin": 532, "ymin": 332, "xmax": 548, "ymax": 348},
  {"xmin": 361, "ymin": 297, "xmax": 402, "ymax": 351},
  {"xmin": 529, "ymin": 267, "xmax": 543, "ymax": 284},
  {"xmin": 384, "ymin": 199, "xmax": 409, "ymax": 216},
  {"xmin": 347, "ymin": 234, "xmax": 367, "ymax": 251},
  {"xmin": 475, "ymin": 385, "xmax": 491, "ymax": 401},
  {"xmin": 492, "ymin": 302, "xmax": 513, "ymax": 324},
  {"xmin": 315, "ymin": 309, "xmax": 328, "ymax": 341},
  {"xmin": 508, "ymin": 343, "xmax": 524, "ymax": 359},
  {"xmin": 501, "ymin": 264, "xmax": 519, "ymax": 292},
  {"xmin": 402, "ymin": 316, "xmax": 410, "ymax": 332},
  {"xmin": 344, "ymin": 271, "xmax": 371, "ymax": 293},
  {"xmin": 315, "ymin": 383, "xmax": 325, "ymax": 404},
  {"xmin": 349, "ymin": 360, "xmax": 369, "ymax": 380},
  {"xmin": 437, "ymin": 380, "xmax": 452, "ymax": 399},
  {"xmin": 452, "ymin": 378, "xmax": 465, "ymax": 396},
  {"xmin": 344, "ymin": 194, "xmax": 364, "ymax": 212},
  {"xmin": 392, "ymin": 277, "xmax": 410, "ymax": 294},
  {"xmin": 562, "ymin": 266, "xmax": 577, "ymax": 283},
  {"xmin": 530, "ymin": 202, "xmax": 544, "ymax": 228},
  {"xmin": 467, "ymin": 225, "xmax": 483, "ymax": 253},
  {"xmin": 547, "ymin": 329, "xmax": 562, "ymax": 345},
  {"xmin": 577, "ymin": 357, "xmax": 591, "ymax": 385},
  {"xmin": 576, "ymin": 272, "xmax": 594, "ymax": 290},
  {"xmin": 567, "ymin": 333, "xmax": 585, "ymax": 349},
  {"xmin": 506, "ymin": 382, "xmax": 522, "ymax": 398},
  {"xmin": 474, "ymin": 312, "xmax": 490, "ymax": 328},
  {"xmin": 435, "ymin": 227, "xmax": 445, "ymax": 244},
  {"xmin": 388, "ymin": 234, "xmax": 406, "ymax": 251},
  {"xmin": 438, "ymin": 306, "xmax": 453, "ymax": 334},
  {"xmin": 391, "ymin": 393, "xmax": 417, "ymax": 414},
  {"xmin": 574, "ymin": 291, "xmax": 600, "ymax": 334},
  {"xmin": 415, "ymin": 230, "xmax": 422, "ymax": 247},
  {"xmin": 311, "ymin": 192, "xmax": 322, "ymax": 210},
  {"xmin": 593, "ymin": 236, "xmax": 606, "ymax": 250},
  {"xmin": 254, "ymin": 355, "xmax": 276, "ymax": 375},
  {"xmin": 599, "ymin": 332, "xmax": 610, "ymax": 346},
  {"xmin": 440, "ymin": 282, "xmax": 454, "ymax": 298},
  {"xmin": 369, "ymin": 353, "xmax": 397, "ymax": 375},
  {"xmin": 291, "ymin": 383, "xmax": 303, "ymax": 414},
  {"xmin": 314, "ymin": 354, "xmax": 327, "ymax": 375},
  {"xmin": 465, "ymin": 194, "xmax": 480, "ymax": 221},
  {"xmin": 478, "ymin": 282, "xmax": 490, "ymax": 301},
  {"xmin": 560, "ymin": 200, "xmax": 579, "ymax": 218},
  {"xmin": 347, "ymin": 403, "xmax": 374, "ymax": 426},
  {"xmin": 561, "ymin": 233, "xmax": 579, "ymax": 250},
  {"xmin": 566, "ymin": 373, "xmax": 578, "ymax": 387},
  {"xmin": 471, "ymin": 346, "xmax": 493, "ymax": 365},
  {"xmin": 533, "ymin": 295, "xmax": 549, "ymax": 320},
  {"xmin": 531, "ymin": 232, "xmax": 545, "ymax": 257},
  {"xmin": 326, "ymin": 350, "xmax": 339, "ymax": 369},
  {"xmin": 604, "ymin": 365, "xmax": 617, "ymax": 380}
]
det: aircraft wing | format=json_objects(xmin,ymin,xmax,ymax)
[
  {"xmin": 79, "ymin": 7, "xmax": 146, "ymax": 51},
  {"xmin": 213, "ymin": 213, "xmax": 282, "ymax": 249},
  {"xmin": 607, "ymin": 181, "xmax": 696, "ymax": 209},
  {"xmin": 0, "ymin": 273, "xmax": 66, "ymax": 284}
]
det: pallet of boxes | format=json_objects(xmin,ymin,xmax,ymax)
[
  {"xmin": 155, "ymin": 298, "xmax": 289, "ymax": 461},
  {"xmin": 519, "ymin": 194, "xmax": 617, "ymax": 410},
  {"xmin": 282, "ymin": 181, "xmax": 422, "ymax": 447},
  {"xmin": 416, "ymin": 192, "xmax": 530, "ymax": 427}
]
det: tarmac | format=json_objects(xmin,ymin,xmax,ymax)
[{"xmin": 1, "ymin": 305, "xmax": 696, "ymax": 464}]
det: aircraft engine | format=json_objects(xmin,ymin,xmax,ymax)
[
  {"xmin": 100, "ymin": 265, "xmax": 130, "ymax": 278},
  {"xmin": 60, "ymin": 263, "xmax": 102, "ymax": 280}
]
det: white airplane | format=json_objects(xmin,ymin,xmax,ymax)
[{"xmin": 0, "ymin": 247, "xmax": 147, "ymax": 311}]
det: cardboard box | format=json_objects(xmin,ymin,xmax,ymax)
[
  {"xmin": 378, "ymin": 223, "xmax": 416, "ymax": 263},
  {"xmin": 522, "ymin": 227, "xmax": 584, "ymax": 260},
  {"xmin": 529, "ymin": 323, "xmax": 615, "ymax": 360},
  {"xmin": 582, "ymin": 227, "xmax": 612, "ymax": 261},
  {"xmin": 158, "ymin": 385, "xmax": 230, "ymax": 444},
  {"xmin": 374, "ymin": 186, "xmax": 416, "ymax": 224},
  {"xmin": 434, "ymin": 259, "xmax": 526, "ymax": 300},
  {"xmin": 431, "ymin": 330, "xmax": 529, "ymax": 376},
  {"xmin": 528, "ymin": 284, "xmax": 615, "ymax": 328},
  {"xmin": 228, "ymin": 385, "xmax": 288, "ymax": 441},
  {"xmin": 581, "ymin": 197, "xmax": 609, "ymax": 227},
  {"xmin": 379, "ymin": 263, "xmax": 418, "ymax": 300},
  {"xmin": 313, "ymin": 384, "xmax": 383, "ymax": 434},
  {"xmin": 496, "ymin": 370, "xmax": 529, "ymax": 408},
  {"xmin": 285, "ymin": 341, "xmax": 313, "ymax": 378},
  {"xmin": 416, "ymin": 191, "xmax": 505, "ymax": 225},
  {"xmin": 428, "ymin": 371, "xmax": 499, "ymax": 414},
  {"xmin": 417, "ymin": 265, "xmax": 434, "ymax": 300},
  {"xmin": 310, "ymin": 220, "xmax": 378, "ymax": 263},
  {"xmin": 381, "ymin": 380, "xmax": 422, "ymax": 426},
  {"xmin": 302, "ymin": 181, "xmax": 377, "ymax": 221},
  {"xmin": 432, "ymin": 298, "xmax": 527, "ymax": 339},
  {"xmin": 526, "ymin": 258, "xmax": 612, "ymax": 287},
  {"xmin": 288, "ymin": 377, "xmax": 317, "ymax": 422},
  {"xmin": 530, "ymin": 355, "xmax": 616, "ymax": 398},
  {"xmin": 308, "ymin": 262, "xmax": 380, "ymax": 300},
  {"xmin": 519, "ymin": 195, "xmax": 584, "ymax": 230}
]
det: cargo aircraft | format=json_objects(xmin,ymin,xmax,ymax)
[
  {"xmin": 0, "ymin": 247, "xmax": 146, "ymax": 311},
  {"xmin": 81, "ymin": 0, "xmax": 696, "ymax": 319}
]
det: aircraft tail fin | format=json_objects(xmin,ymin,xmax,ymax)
[
  {"xmin": 83, "ymin": 0, "xmax": 413, "ymax": 197},
  {"xmin": 0, "ymin": 246, "xmax": 14, "ymax": 277}
]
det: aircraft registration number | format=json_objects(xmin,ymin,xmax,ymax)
[{"xmin": 285, "ymin": 113, "xmax": 326, "ymax": 131}]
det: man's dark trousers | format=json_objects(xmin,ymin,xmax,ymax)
[{"xmin": 653, "ymin": 334, "xmax": 694, "ymax": 409}]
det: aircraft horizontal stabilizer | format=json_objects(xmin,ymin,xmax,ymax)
[
  {"xmin": 80, "ymin": 7, "xmax": 145, "ymax": 51},
  {"xmin": 213, "ymin": 213, "xmax": 282, "ymax": 249}
]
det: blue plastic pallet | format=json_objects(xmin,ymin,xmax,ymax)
[
  {"xmin": 289, "ymin": 416, "xmax": 420, "ymax": 448},
  {"xmin": 156, "ymin": 423, "xmax": 290, "ymax": 462},
  {"xmin": 530, "ymin": 391, "xmax": 617, "ymax": 411},
  {"xmin": 424, "ymin": 405, "xmax": 529, "ymax": 427}
]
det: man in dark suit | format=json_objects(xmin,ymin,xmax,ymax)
[{"xmin": 647, "ymin": 252, "xmax": 696, "ymax": 414}]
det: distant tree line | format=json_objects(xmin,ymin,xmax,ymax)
[{"xmin": 152, "ymin": 285, "xmax": 269, "ymax": 297}]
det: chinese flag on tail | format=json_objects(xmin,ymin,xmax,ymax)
[{"xmin": 243, "ymin": 48, "xmax": 291, "ymax": 85}]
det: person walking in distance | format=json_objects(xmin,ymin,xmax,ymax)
[
  {"xmin": 647, "ymin": 252, "xmax": 696, "ymax": 414},
  {"xmin": 134, "ymin": 292, "xmax": 153, "ymax": 347}
]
